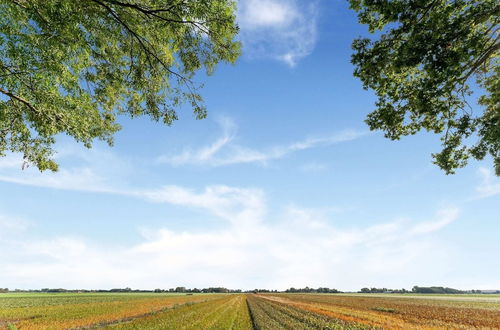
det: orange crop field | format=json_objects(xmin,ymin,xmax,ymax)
[
  {"xmin": 251, "ymin": 293, "xmax": 500, "ymax": 329},
  {"xmin": 0, "ymin": 293, "xmax": 225, "ymax": 329},
  {"xmin": 1, "ymin": 292, "xmax": 500, "ymax": 329}
]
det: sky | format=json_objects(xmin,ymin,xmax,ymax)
[{"xmin": 1, "ymin": 0, "xmax": 499, "ymax": 292}]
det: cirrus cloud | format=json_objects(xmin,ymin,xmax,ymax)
[{"xmin": 158, "ymin": 117, "xmax": 369, "ymax": 167}]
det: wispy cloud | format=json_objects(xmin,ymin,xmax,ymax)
[
  {"xmin": 139, "ymin": 185, "xmax": 266, "ymax": 226},
  {"xmin": 410, "ymin": 207, "xmax": 460, "ymax": 234},
  {"xmin": 159, "ymin": 117, "xmax": 368, "ymax": 167},
  {"xmin": 0, "ymin": 146, "xmax": 135, "ymax": 194},
  {"xmin": 0, "ymin": 146, "xmax": 467, "ymax": 290},
  {"xmin": 0, "ymin": 151, "xmax": 265, "ymax": 227},
  {"xmin": 475, "ymin": 167, "xmax": 500, "ymax": 199},
  {"xmin": 0, "ymin": 214, "xmax": 30, "ymax": 236},
  {"xmin": 165, "ymin": 117, "xmax": 237, "ymax": 166},
  {"xmin": 0, "ymin": 201, "xmax": 459, "ymax": 290},
  {"xmin": 0, "ymin": 153, "xmax": 24, "ymax": 170},
  {"xmin": 0, "ymin": 167, "xmax": 109, "ymax": 193},
  {"xmin": 237, "ymin": 0, "xmax": 319, "ymax": 66}
]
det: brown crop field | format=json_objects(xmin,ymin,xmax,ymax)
[
  {"xmin": 1, "ymin": 292, "xmax": 500, "ymax": 329},
  {"xmin": 254, "ymin": 293, "xmax": 500, "ymax": 329}
]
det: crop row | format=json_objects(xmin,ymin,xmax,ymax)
[
  {"xmin": 263, "ymin": 293, "xmax": 500, "ymax": 329},
  {"xmin": 3, "ymin": 293, "xmax": 499, "ymax": 329},
  {"xmin": 246, "ymin": 294, "xmax": 371, "ymax": 330},
  {"xmin": 0, "ymin": 294, "xmax": 222, "ymax": 329},
  {"xmin": 106, "ymin": 294, "xmax": 252, "ymax": 329}
]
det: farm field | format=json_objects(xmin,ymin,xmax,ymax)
[
  {"xmin": 257, "ymin": 293, "xmax": 500, "ymax": 329},
  {"xmin": 1, "ymin": 292, "xmax": 500, "ymax": 329}
]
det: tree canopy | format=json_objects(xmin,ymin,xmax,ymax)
[
  {"xmin": 350, "ymin": 0, "xmax": 499, "ymax": 175},
  {"xmin": 0, "ymin": 0, "xmax": 240, "ymax": 171}
]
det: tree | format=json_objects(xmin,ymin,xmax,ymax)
[
  {"xmin": 174, "ymin": 286, "xmax": 186, "ymax": 293},
  {"xmin": 350, "ymin": 0, "xmax": 499, "ymax": 175},
  {"xmin": 0, "ymin": 0, "xmax": 240, "ymax": 171}
]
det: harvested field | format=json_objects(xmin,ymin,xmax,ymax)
[
  {"xmin": 259, "ymin": 293, "xmax": 500, "ymax": 329},
  {"xmin": 0, "ymin": 293, "xmax": 222, "ymax": 329},
  {"xmin": 1, "ymin": 292, "xmax": 499, "ymax": 329}
]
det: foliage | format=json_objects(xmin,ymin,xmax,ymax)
[
  {"xmin": 359, "ymin": 287, "xmax": 409, "ymax": 293},
  {"xmin": 0, "ymin": 0, "xmax": 240, "ymax": 171},
  {"xmin": 350, "ymin": 0, "xmax": 499, "ymax": 175},
  {"xmin": 411, "ymin": 286, "xmax": 464, "ymax": 294},
  {"xmin": 285, "ymin": 286, "xmax": 341, "ymax": 293}
]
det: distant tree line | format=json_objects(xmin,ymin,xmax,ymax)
[
  {"xmin": 358, "ymin": 286, "xmax": 500, "ymax": 294},
  {"xmin": 246, "ymin": 289, "xmax": 278, "ymax": 293},
  {"xmin": 153, "ymin": 287, "xmax": 242, "ymax": 293},
  {"xmin": 285, "ymin": 287, "xmax": 341, "ymax": 293},
  {"xmin": 359, "ymin": 287, "xmax": 409, "ymax": 293},
  {"xmin": 411, "ymin": 286, "xmax": 464, "ymax": 294},
  {"xmin": 37, "ymin": 287, "xmax": 242, "ymax": 294},
  {"xmin": 1, "ymin": 286, "xmax": 499, "ymax": 294}
]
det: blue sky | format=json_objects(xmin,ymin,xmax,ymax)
[{"xmin": 0, "ymin": 0, "xmax": 499, "ymax": 291}]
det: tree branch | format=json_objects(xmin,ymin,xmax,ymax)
[
  {"xmin": 460, "ymin": 41, "xmax": 500, "ymax": 83},
  {"xmin": 89, "ymin": 0, "xmax": 204, "ymax": 112},
  {"xmin": 89, "ymin": 0, "xmax": 190, "ymax": 81},
  {"xmin": 0, "ymin": 87, "xmax": 39, "ymax": 114}
]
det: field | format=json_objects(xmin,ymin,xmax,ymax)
[{"xmin": 1, "ymin": 292, "xmax": 500, "ymax": 329}]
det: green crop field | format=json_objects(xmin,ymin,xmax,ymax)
[{"xmin": 1, "ymin": 292, "xmax": 500, "ymax": 329}]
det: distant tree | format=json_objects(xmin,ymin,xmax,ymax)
[
  {"xmin": 285, "ymin": 287, "xmax": 341, "ymax": 294},
  {"xmin": 0, "ymin": 0, "xmax": 240, "ymax": 171},
  {"xmin": 412, "ymin": 286, "xmax": 464, "ymax": 294},
  {"xmin": 350, "ymin": 0, "xmax": 499, "ymax": 175},
  {"xmin": 174, "ymin": 287, "xmax": 186, "ymax": 293},
  {"xmin": 110, "ymin": 287, "xmax": 132, "ymax": 292}
]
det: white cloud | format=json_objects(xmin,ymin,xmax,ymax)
[
  {"xmin": 410, "ymin": 207, "xmax": 460, "ymax": 234},
  {"xmin": 159, "ymin": 117, "xmax": 368, "ymax": 167},
  {"xmin": 0, "ymin": 214, "xmax": 30, "ymax": 236},
  {"xmin": 0, "ymin": 154, "xmax": 24, "ymax": 169},
  {"xmin": 0, "ymin": 145, "xmax": 136, "ymax": 194},
  {"xmin": 239, "ymin": 0, "xmax": 296, "ymax": 27},
  {"xmin": 238, "ymin": 0, "xmax": 319, "ymax": 66},
  {"xmin": 0, "ymin": 200, "xmax": 460, "ymax": 290},
  {"xmin": 0, "ymin": 139, "xmax": 479, "ymax": 290},
  {"xmin": 166, "ymin": 117, "xmax": 236, "ymax": 166},
  {"xmin": 475, "ymin": 167, "xmax": 500, "ymax": 199},
  {"xmin": 139, "ymin": 185, "xmax": 266, "ymax": 226},
  {"xmin": 0, "ymin": 166, "xmax": 109, "ymax": 192},
  {"xmin": 0, "ymin": 148, "xmax": 470, "ymax": 290}
]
